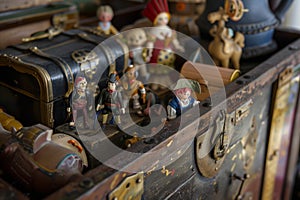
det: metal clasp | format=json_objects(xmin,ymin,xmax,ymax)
[
  {"xmin": 22, "ymin": 27, "xmax": 63, "ymax": 42},
  {"xmin": 108, "ymin": 173, "xmax": 144, "ymax": 200}
]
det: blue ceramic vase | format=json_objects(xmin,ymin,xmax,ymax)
[{"xmin": 197, "ymin": 0, "xmax": 293, "ymax": 58}]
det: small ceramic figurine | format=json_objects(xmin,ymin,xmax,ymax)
[
  {"xmin": 142, "ymin": 0, "xmax": 185, "ymax": 90},
  {"xmin": 120, "ymin": 65, "xmax": 146, "ymax": 115},
  {"xmin": 96, "ymin": 5, "xmax": 118, "ymax": 36},
  {"xmin": 208, "ymin": 7, "xmax": 245, "ymax": 69},
  {"xmin": 71, "ymin": 76, "xmax": 92, "ymax": 129},
  {"xmin": 167, "ymin": 79, "xmax": 200, "ymax": 120},
  {"xmin": 125, "ymin": 28, "xmax": 150, "ymax": 82},
  {"xmin": 96, "ymin": 73, "xmax": 125, "ymax": 127},
  {"xmin": 143, "ymin": 0, "xmax": 184, "ymax": 66}
]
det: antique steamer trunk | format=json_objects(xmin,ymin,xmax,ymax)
[
  {"xmin": 0, "ymin": 25, "xmax": 299, "ymax": 200},
  {"xmin": 0, "ymin": 29, "xmax": 128, "ymax": 128},
  {"xmin": 36, "ymin": 29, "xmax": 299, "ymax": 199}
]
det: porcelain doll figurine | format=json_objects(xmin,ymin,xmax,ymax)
[
  {"xmin": 120, "ymin": 65, "xmax": 147, "ymax": 115},
  {"xmin": 96, "ymin": 73, "xmax": 125, "ymax": 127},
  {"xmin": 96, "ymin": 5, "xmax": 118, "ymax": 36},
  {"xmin": 125, "ymin": 28, "xmax": 150, "ymax": 82},
  {"xmin": 71, "ymin": 76, "xmax": 92, "ymax": 129},
  {"xmin": 167, "ymin": 79, "xmax": 200, "ymax": 120},
  {"xmin": 142, "ymin": 0, "xmax": 185, "ymax": 90},
  {"xmin": 142, "ymin": 0, "xmax": 184, "ymax": 66}
]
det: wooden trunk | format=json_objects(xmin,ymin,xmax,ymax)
[
  {"xmin": 0, "ymin": 25, "xmax": 299, "ymax": 199},
  {"xmin": 42, "ymin": 29, "xmax": 299, "ymax": 200}
]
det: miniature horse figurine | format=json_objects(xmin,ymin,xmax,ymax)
[{"xmin": 207, "ymin": 7, "xmax": 244, "ymax": 69}]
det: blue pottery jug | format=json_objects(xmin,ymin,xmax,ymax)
[{"xmin": 197, "ymin": 0, "xmax": 293, "ymax": 58}]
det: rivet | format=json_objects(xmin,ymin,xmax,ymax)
[{"xmin": 79, "ymin": 178, "xmax": 94, "ymax": 189}]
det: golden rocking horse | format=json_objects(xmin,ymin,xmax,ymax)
[{"xmin": 207, "ymin": 7, "xmax": 245, "ymax": 69}]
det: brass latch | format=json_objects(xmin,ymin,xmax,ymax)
[
  {"xmin": 234, "ymin": 99, "xmax": 253, "ymax": 125},
  {"xmin": 196, "ymin": 110, "xmax": 234, "ymax": 178},
  {"xmin": 108, "ymin": 173, "xmax": 144, "ymax": 200},
  {"xmin": 196, "ymin": 98, "xmax": 254, "ymax": 178},
  {"xmin": 22, "ymin": 27, "xmax": 63, "ymax": 42}
]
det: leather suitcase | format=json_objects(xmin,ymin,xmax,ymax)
[
  {"xmin": 0, "ymin": 2, "xmax": 78, "ymax": 49},
  {"xmin": 0, "ymin": 29, "xmax": 129, "ymax": 128}
]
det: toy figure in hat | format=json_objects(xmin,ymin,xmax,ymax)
[
  {"xmin": 167, "ymin": 78, "xmax": 200, "ymax": 120},
  {"xmin": 142, "ymin": 0, "xmax": 184, "ymax": 67},
  {"xmin": 96, "ymin": 73, "xmax": 125, "ymax": 128},
  {"xmin": 71, "ymin": 76, "xmax": 92, "ymax": 129}
]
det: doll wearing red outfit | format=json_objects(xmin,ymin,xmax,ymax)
[
  {"xmin": 143, "ymin": 0, "xmax": 184, "ymax": 90},
  {"xmin": 143, "ymin": 0, "xmax": 184, "ymax": 66}
]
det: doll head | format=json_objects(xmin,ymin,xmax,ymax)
[
  {"xmin": 174, "ymin": 87, "xmax": 192, "ymax": 101},
  {"xmin": 155, "ymin": 12, "xmax": 170, "ymax": 26},
  {"xmin": 124, "ymin": 65, "xmax": 136, "ymax": 80},
  {"xmin": 107, "ymin": 73, "xmax": 117, "ymax": 91},
  {"xmin": 75, "ymin": 76, "xmax": 87, "ymax": 91},
  {"xmin": 97, "ymin": 5, "xmax": 114, "ymax": 23},
  {"xmin": 125, "ymin": 28, "xmax": 147, "ymax": 47},
  {"xmin": 142, "ymin": 0, "xmax": 170, "ymax": 26},
  {"xmin": 172, "ymin": 78, "xmax": 201, "ymax": 101}
]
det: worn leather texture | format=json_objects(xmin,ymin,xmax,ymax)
[{"xmin": 0, "ymin": 29, "xmax": 128, "ymax": 127}]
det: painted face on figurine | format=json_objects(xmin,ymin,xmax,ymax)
[
  {"xmin": 125, "ymin": 67, "xmax": 136, "ymax": 80},
  {"xmin": 99, "ymin": 12, "xmax": 112, "ymax": 23},
  {"xmin": 155, "ymin": 12, "xmax": 170, "ymax": 26},
  {"xmin": 126, "ymin": 29, "xmax": 147, "ymax": 47},
  {"xmin": 175, "ymin": 88, "xmax": 191, "ymax": 101},
  {"xmin": 108, "ymin": 82, "xmax": 116, "ymax": 91},
  {"xmin": 76, "ymin": 78, "xmax": 87, "ymax": 91}
]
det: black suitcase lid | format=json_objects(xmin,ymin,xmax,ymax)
[{"xmin": 0, "ymin": 29, "xmax": 128, "ymax": 103}]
